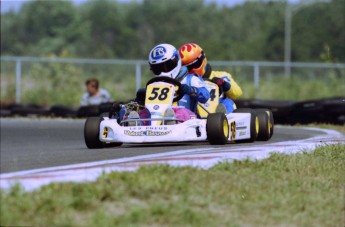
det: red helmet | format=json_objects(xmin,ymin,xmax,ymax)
[{"xmin": 179, "ymin": 43, "xmax": 208, "ymax": 77}]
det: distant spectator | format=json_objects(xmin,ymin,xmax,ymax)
[{"xmin": 80, "ymin": 78, "xmax": 113, "ymax": 106}]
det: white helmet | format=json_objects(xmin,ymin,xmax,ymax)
[{"xmin": 149, "ymin": 43, "xmax": 182, "ymax": 79}]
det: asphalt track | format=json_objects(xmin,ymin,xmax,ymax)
[{"xmin": 0, "ymin": 118, "xmax": 327, "ymax": 174}]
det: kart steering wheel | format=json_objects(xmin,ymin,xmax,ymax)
[{"xmin": 146, "ymin": 76, "xmax": 184, "ymax": 102}]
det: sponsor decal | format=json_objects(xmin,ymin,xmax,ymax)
[
  {"xmin": 236, "ymin": 121, "xmax": 245, "ymax": 126},
  {"xmin": 124, "ymin": 130, "xmax": 145, "ymax": 136},
  {"xmin": 146, "ymin": 126, "xmax": 168, "ymax": 130},
  {"xmin": 153, "ymin": 105, "xmax": 160, "ymax": 110},
  {"xmin": 205, "ymin": 103, "xmax": 209, "ymax": 107},
  {"xmin": 239, "ymin": 131, "xmax": 246, "ymax": 136},
  {"xmin": 146, "ymin": 130, "xmax": 171, "ymax": 136},
  {"xmin": 128, "ymin": 126, "xmax": 169, "ymax": 131},
  {"xmin": 124, "ymin": 130, "xmax": 171, "ymax": 136}
]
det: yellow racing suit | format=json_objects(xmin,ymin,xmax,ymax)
[{"xmin": 209, "ymin": 71, "xmax": 242, "ymax": 100}]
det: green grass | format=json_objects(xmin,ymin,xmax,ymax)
[{"xmin": 1, "ymin": 143, "xmax": 344, "ymax": 227}]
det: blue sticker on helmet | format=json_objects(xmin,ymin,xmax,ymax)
[{"xmin": 151, "ymin": 46, "xmax": 166, "ymax": 60}]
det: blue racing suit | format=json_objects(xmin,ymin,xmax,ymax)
[{"xmin": 176, "ymin": 66, "xmax": 210, "ymax": 113}]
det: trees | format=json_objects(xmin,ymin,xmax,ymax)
[{"xmin": 1, "ymin": 0, "xmax": 343, "ymax": 62}]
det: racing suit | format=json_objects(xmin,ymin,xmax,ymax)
[
  {"xmin": 207, "ymin": 70, "xmax": 242, "ymax": 113},
  {"xmin": 176, "ymin": 66, "xmax": 209, "ymax": 112},
  {"xmin": 138, "ymin": 66, "xmax": 209, "ymax": 123}
]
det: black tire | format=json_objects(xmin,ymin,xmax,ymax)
[
  {"xmin": 256, "ymin": 108, "xmax": 274, "ymax": 139},
  {"xmin": 236, "ymin": 100, "xmax": 295, "ymax": 124},
  {"xmin": 99, "ymin": 102, "xmax": 115, "ymax": 115},
  {"xmin": 215, "ymin": 103, "xmax": 227, "ymax": 114},
  {"xmin": 100, "ymin": 112, "xmax": 109, "ymax": 119},
  {"xmin": 84, "ymin": 117, "xmax": 104, "ymax": 149},
  {"xmin": 206, "ymin": 113, "xmax": 229, "ymax": 145},
  {"xmin": 77, "ymin": 105, "xmax": 99, "ymax": 118},
  {"xmin": 233, "ymin": 108, "xmax": 258, "ymax": 142},
  {"xmin": 256, "ymin": 110, "xmax": 270, "ymax": 141},
  {"xmin": 288, "ymin": 99, "xmax": 324, "ymax": 124},
  {"xmin": 49, "ymin": 105, "xmax": 77, "ymax": 118},
  {"xmin": 11, "ymin": 105, "xmax": 48, "ymax": 117}
]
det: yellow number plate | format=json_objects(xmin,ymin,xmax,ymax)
[
  {"xmin": 145, "ymin": 84, "xmax": 174, "ymax": 105},
  {"xmin": 197, "ymin": 81, "xmax": 219, "ymax": 117}
]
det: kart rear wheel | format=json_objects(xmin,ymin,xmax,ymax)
[
  {"xmin": 256, "ymin": 108, "xmax": 274, "ymax": 139},
  {"xmin": 256, "ymin": 110, "xmax": 270, "ymax": 141},
  {"xmin": 215, "ymin": 103, "xmax": 227, "ymax": 114},
  {"xmin": 207, "ymin": 113, "xmax": 229, "ymax": 145},
  {"xmin": 233, "ymin": 108, "xmax": 258, "ymax": 142},
  {"xmin": 84, "ymin": 117, "xmax": 104, "ymax": 149}
]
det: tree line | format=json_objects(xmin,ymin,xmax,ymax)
[{"xmin": 1, "ymin": 0, "xmax": 344, "ymax": 62}]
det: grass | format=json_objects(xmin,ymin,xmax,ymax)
[{"xmin": 1, "ymin": 143, "xmax": 344, "ymax": 227}]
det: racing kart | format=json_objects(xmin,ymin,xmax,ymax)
[{"xmin": 84, "ymin": 77, "xmax": 274, "ymax": 149}]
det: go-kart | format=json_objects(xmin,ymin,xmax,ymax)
[{"xmin": 84, "ymin": 77, "xmax": 273, "ymax": 149}]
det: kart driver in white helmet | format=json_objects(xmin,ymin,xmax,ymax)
[{"xmin": 128, "ymin": 43, "xmax": 210, "ymax": 125}]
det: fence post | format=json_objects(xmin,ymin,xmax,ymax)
[
  {"xmin": 15, "ymin": 59, "xmax": 22, "ymax": 104},
  {"xmin": 254, "ymin": 63, "xmax": 260, "ymax": 99},
  {"xmin": 135, "ymin": 62, "xmax": 141, "ymax": 92}
]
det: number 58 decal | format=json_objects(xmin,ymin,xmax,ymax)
[
  {"xmin": 145, "ymin": 84, "xmax": 174, "ymax": 105},
  {"xmin": 148, "ymin": 87, "xmax": 170, "ymax": 101}
]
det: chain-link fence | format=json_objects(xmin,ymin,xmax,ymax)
[{"xmin": 1, "ymin": 56, "xmax": 344, "ymax": 106}]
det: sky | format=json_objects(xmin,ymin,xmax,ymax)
[{"xmin": 0, "ymin": 0, "xmax": 301, "ymax": 14}]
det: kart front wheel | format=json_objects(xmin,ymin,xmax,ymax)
[
  {"xmin": 84, "ymin": 117, "xmax": 104, "ymax": 149},
  {"xmin": 207, "ymin": 113, "xmax": 229, "ymax": 145}
]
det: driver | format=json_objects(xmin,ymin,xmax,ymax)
[
  {"xmin": 179, "ymin": 43, "xmax": 242, "ymax": 113},
  {"xmin": 126, "ymin": 43, "xmax": 209, "ymax": 125}
]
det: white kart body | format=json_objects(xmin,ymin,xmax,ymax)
[
  {"xmin": 99, "ymin": 80, "xmax": 254, "ymax": 144},
  {"xmin": 100, "ymin": 118, "xmax": 207, "ymax": 143},
  {"xmin": 99, "ymin": 112, "xmax": 253, "ymax": 144}
]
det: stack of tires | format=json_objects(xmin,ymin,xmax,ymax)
[
  {"xmin": 236, "ymin": 97, "xmax": 345, "ymax": 125},
  {"xmin": 288, "ymin": 97, "xmax": 345, "ymax": 125},
  {"xmin": 236, "ymin": 99, "xmax": 295, "ymax": 124}
]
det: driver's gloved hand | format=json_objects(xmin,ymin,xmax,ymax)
[
  {"xmin": 180, "ymin": 84, "xmax": 197, "ymax": 95},
  {"xmin": 211, "ymin": 77, "xmax": 231, "ymax": 92}
]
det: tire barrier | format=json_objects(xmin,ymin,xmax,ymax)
[
  {"xmin": 322, "ymin": 97, "xmax": 345, "ymax": 124},
  {"xmin": 1, "ymin": 97, "xmax": 344, "ymax": 125},
  {"xmin": 76, "ymin": 105, "xmax": 100, "ymax": 118},
  {"xmin": 236, "ymin": 97, "xmax": 345, "ymax": 125},
  {"xmin": 236, "ymin": 99, "xmax": 296, "ymax": 124},
  {"xmin": 9, "ymin": 104, "xmax": 49, "ymax": 117},
  {"xmin": 288, "ymin": 97, "xmax": 345, "ymax": 125},
  {"xmin": 50, "ymin": 105, "xmax": 78, "ymax": 118},
  {"xmin": 76, "ymin": 102, "xmax": 125, "ymax": 118}
]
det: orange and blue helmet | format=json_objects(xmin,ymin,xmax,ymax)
[{"xmin": 179, "ymin": 43, "xmax": 208, "ymax": 77}]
